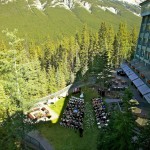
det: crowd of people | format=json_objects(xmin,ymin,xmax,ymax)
[
  {"xmin": 92, "ymin": 98, "xmax": 110, "ymax": 128},
  {"xmin": 60, "ymin": 96, "xmax": 85, "ymax": 131},
  {"xmin": 60, "ymin": 95, "xmax": 111, "ymax": 132}
]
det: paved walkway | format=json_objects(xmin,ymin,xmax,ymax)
[{"xmin": 28, "ymin": 130, "xmax": 54, "ymax": 150}]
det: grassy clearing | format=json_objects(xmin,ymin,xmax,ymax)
[
  {"xmin": 37, "ymin": 87, "xmax": 100, "ymax": 150},
  {"xmin": 49, "ymin": 98, "xmax": 66, "ymax": 123},
  {"xmin": 49, "ymin": 98, "xmax": 66, "ymax": 116}
]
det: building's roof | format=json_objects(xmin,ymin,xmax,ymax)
[
  {"xmin": 144, "ymin": 93, "xmax": 150, "ymax": 103},
  {"xmin": 140, "ymin": 0, "xmax": 150, "ymax": 6},
  {"xmin": 130, "ymin": 61, "xmax": 150, "ymax": 80},
  {"xmin": 133, "ymin": 78, "xmax": 145, "ymax": 88},
  {"xmin": 128, "ymin": 73, "xmax": 138, "ymax": 81},
  {"xmin": 138, "ymin": 84, "xmax": 150, "ymax": 95}
]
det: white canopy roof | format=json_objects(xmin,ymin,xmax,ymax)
[
  {"xmin": 138, "ymin": 84, "xmax": 150, "ymax": 95},
  {"xmin": 121, "ymin": 64, "xmax": 138, "ymax": 81},
  {"xmin": 122, "ymin": 66, "xmax": 131, "ymax": 72},
  {"xmin": 128, "ymin": 73, "xmax": 138, "ymax": 81},
  {"xmin": 144, "ymin": 93, "xmax": 150, "ymax": 103},
  {"xmin": 133, "ymin": 78, "xmax": 145, "ymax": 88},
  {"xmin": 125, "ymin": 69, "xmax": 134, "ymax": 76},
  {"xmin": 121, "ymin": 64, "xmax": 127, "ymax": 68}
]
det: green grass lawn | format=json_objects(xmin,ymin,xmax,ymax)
[
  {"xmin": 49, "ymin": 98, "xmax": 66, "ymax": 115},
  {"xmin": 37, "ymin": 87, "xmax": 100, "ymax": 150}
]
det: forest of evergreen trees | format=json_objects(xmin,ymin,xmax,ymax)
[
  {"xmin": 0, "ymin": 22, "xmax": 138, "ymax": 149},
  {"xmin": 0, "ymin": 23, "xmax": 138, "ymax": 109}
]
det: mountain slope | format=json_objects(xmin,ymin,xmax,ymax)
[{"xmin": 0, "ymin": 0, "xmax": 142, "ymax": 40}]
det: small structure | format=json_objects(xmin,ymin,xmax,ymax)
[
  {"xmin": 131, "ymin": 107, "xmax": 142, "ymax": 114},
  {"xmin": 47, "ymin": 97, "xmax": 58, "ymax": 104},
  {"xmin": 129, "ymin": 99, "xmax": 139, "ymax": 105},
  {"xmin": 72, "ymin": 87, "xmax": 81, "ymax": 94},
  {"xmin": 80, "ymin": 92, "xmax": 84, "ymax": 98},
  {"xmin": 28, "ymin": 105, "xmax": 51, "ymax": 122},
  {"xmin": 135, "ymin": 117, "xmax": 148, "ymax": 126}
]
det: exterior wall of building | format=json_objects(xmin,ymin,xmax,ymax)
[{"xmin": 135, "ymin": 1, "xmax": 150, "ymax": 66}]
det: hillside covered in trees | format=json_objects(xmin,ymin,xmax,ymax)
[{"xmin": 0, "ymin": 0, "xmax": 141, "ymax": 40}]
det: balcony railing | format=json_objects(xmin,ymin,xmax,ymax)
[{"xmin": 142, "ymin": 43, "xmax": 147, "ymax": 46}]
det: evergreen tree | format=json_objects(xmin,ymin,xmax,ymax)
[
  {"xmin": 107, "ymin": 25, "xmax": 115, "ymax": 65},
  {"xmin": 113, "ymin": 35, "xmax": 120, "ymax": 68},
  {"xmin": 97, "ymin": 89, "xmax": 135, "ymax": 150},
  {"xmin": 0, "ymin": 29, "xmax": 31, "ymax": 149},
  {"xmin": 47, "ymin": 66, "xmax": 57, "ymax": 93},
  {"xmin": 79, "ymin": 25, "xmax": 90, "ymax": 76},
  {"xmin": 56, "ymin": 66, "xmax": 66, "ymax": 90},
  {"xmin": 42, "ymin": 41, "xmax": 55, "ymax": 70},
  {"xmin": 38, "ymin": 68, "xmax": 48, "ymax": 96},
  {"xmin": 116, "ymin": 23, "xmax": 130, "ymax": 63},
  {"xmin": 98, "ymin": 22, "xmax": 108, "ymax": 53},
  {"xmin": 129, "ymin": 27, "xmax": 138, "ymax": 60},
  {"xmin": 138, "ymin": 120, "xmax": 150, "ymax": 149},
  {"xmin": 0, "ymin": 82, "xmax": 9, "ymax": 122}
]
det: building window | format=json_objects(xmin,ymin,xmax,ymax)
[
  {"xmin": 142, "ymin": 25, "xmax": 146, "ymax": 31},
  {"xmin": 143, "ymin": 38, "xmax": 148, "ymax": 46},
  {"xmin": 141, "ymin": 50, "xmax": 144, "ymax": 57},
  {"xmin": 148, "ymin": 16, "xmax": 150, "ymax": 23},
  {"xmin": 137, "ymin": 48, "xmax": 140, "ymax": 55},
  {"xmin": 143, "ymin": 16, "xmax": 147, "ymax": 23},
  {"xmin": 148, "ymin": 39, "xmax": 150, "ymax": 47},
  {"xmin": 145, "ymin": 51, "xmax": 148, "ymax": 59},
  {"xmin": 139, "ymin": 37, "xmax": 142, "ymax": 44},
  {"xmin": 147, "ymin": 52, "xmax": 149, "ymax": 60},
  {"xmin": 146, "ymin": 25, "xmax": 150, "ymax": 32}
]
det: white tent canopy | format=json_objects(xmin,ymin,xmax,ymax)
[
  {"xmin": 128, "ymin": 73, "xmax": 138, "ymax": 81},
  {"xmin": 125, "ymin": 69, "xmax": 134, "ymax": 76},
  {"xmin": 136, "ymin": 117, "xmax": 148, "ymax": 126},
  {"xmin": 131, "ymin": 107, "xmax": 141, "ymax": 114},
  {"xmin": 144, "ymin": 93, "xmax": 150, "ymax": 104},
  {"xmin": 121, "ymin": 64, "xmax": 127, "ymax": 68},
  {"xmin": 122, "ymin": 66, "xmax": 131, "ymax": 72},
  {"xmin": 133, "ymin": 78, "xmax": 145, "ymax": 88},
  {"xmin": 138, "ymin": 84, "xmax": 150, "ymax": 95},
  {"xmin": 130, "ymin": 99, "xmax": 139, "ymax": 105}
]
